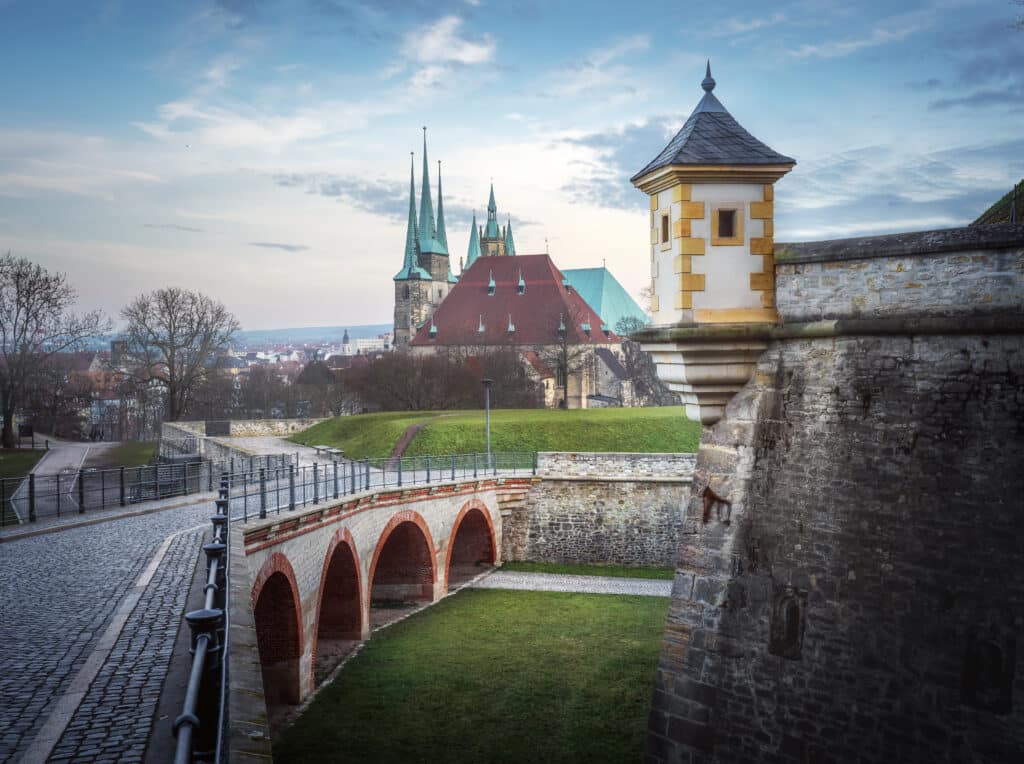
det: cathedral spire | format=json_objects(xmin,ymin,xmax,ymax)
[
  {"xmin": 394, "ymin": 152, "xmax": 429, "ymax": 281},
  {"xmin": 435, "ymin": 160, "xmax": 449, "ymax": 253},
  {"xmin": 504, "ymin": 215, "xmax": 516, "ymax": 256},
  {"xmin": 466, "ymin": 210, "xmax": 482, "ymax": 269},
  {"xmin": 419, "ymin": 127, "xmax": 435, "ymax": 250},
  {"xmin": 484, "ymin": 181, "xmax": 500, "ymax": 239}
]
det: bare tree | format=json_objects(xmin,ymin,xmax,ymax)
[
  {"xmin": 0, "ymin": 254, "xmax": 109, "ymax": 446},
  {"xmin": 121, "ymin": 287, "xmax": 240, "ymax": 422},
  {"xmin": 531, "ymin": 306, "xmax": 594, "ymax": 409}
]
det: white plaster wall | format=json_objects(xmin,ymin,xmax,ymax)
[{"xmin": 690, "ymin": 183, "xmax": 765, "ymax": 312}]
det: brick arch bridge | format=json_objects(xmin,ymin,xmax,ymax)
[{"xmin": 239, "ymin": 479, "xmax": 525, "ymax": 704}]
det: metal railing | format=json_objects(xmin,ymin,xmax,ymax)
[
  {"xmin": 174, "ymin": 476, "xmax": 230, "ymax": 763},
  {"xmin": 1, "ymin": 454, "xmax": 293, "ymax": 527},
  {"xmin": 229, "ymin": 451, "xmax": 537, "ymax": 523}
]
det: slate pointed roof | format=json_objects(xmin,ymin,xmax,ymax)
[
  {"xmin": 418, "ymin": 129, "xmax": 448, "ymax": 256},
  {"xmin": 503, "ymin": 216, "xmax": 516, "ymax": 256},
  {"xmin": 410, "ymin": 254, "xmax": 618, "ymax": 347},
  {"xmin": 394, "ymin": 153, "xmax": 430, "ymax": 281},
  {"xmin": 631, "ymin": 62, "xmax": 794, "ymax": 182},
  {"xmin": 465, "ymin": 211, "xmax": 482, "ymax": 269},
  {"xmin": 562, "ymin": 267, "xmax": 649, "ymax": 331}
]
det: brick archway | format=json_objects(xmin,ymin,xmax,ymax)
[
  {"xmin": 251, "ymin": 553, "xmax": 304, "ymax": 706},
  {"xmin": 312, "ymin": 528, "xmax": 363, "ymax": 680},
  {"xmin": 444, "ymin": 499, "xmax": 498, "ymax": 591},
  {"xmin": 368, "ymin": 510, "xmax": 437, "ymax": 605}
]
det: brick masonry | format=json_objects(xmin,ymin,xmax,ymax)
[{"xmin": 646, "ymin": 226, "xmax": 1024, "ymax": 763}]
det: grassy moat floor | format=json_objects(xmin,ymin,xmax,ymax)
[{"xmin": 273, "ymin": 588, "xmax": 669, "ymax": 763}]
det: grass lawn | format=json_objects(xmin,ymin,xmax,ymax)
[
  {"xmin": 85, "ymin": 441, "xmax": 156, "ymax": 469},
  {"xmin": 500, "ymin": 560, "xmax": 675, "ymax": 580},
  {"xmin": 0, "ymin": 449, "xmax": 46, "ymax": 479},
  {"xmin": 290, "ymin": 406, "xmax": 701, "ymax": 459},
  {"xmin": 273, "ymin": 588, "xmax": 668, "ymax": 764}
]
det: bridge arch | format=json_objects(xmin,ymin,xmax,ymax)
[
  {"xmin": 251, "ymin": 553, "xmax": 304, "ymax": 706},
  {"xmin": 368, "ymin": 511, "xmax": 437, "ymax": 610},
  {"xmin": 312, "ymin": 528, "xmax": 364, "ymax": 678},
  {"xmin": 445, "ymin": 499, "xmax": 498, "ymax": 591}
]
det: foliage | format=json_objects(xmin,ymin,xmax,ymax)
[
  {"xmin": 273, "ymin": 589, "xmax": 668, "ymax": 764},
  {"xmin": 120, "ymin": 287, "xmax": 240, "ymax": 421},
  {"xmin": 614, "ymin": 316, "xmax": 678, "ymax": 407},
  {"xmin": 291, "ymin": 406, "xmax": 702, "ymax": 458},
  {"xmin": 499, "ymin": 561, "xmax": 675, "ymax": 580},
  {"xmin": 0, "ymin": 254, "xmax": 110, "ymax": 447}
]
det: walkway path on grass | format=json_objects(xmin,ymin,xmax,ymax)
[{"xmin": 469, "ymin": 570, "xmax": 672, "ymax": 597}]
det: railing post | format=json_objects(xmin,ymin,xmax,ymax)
[
  {"xmin": 120, "ymin": 466, "xmax": 126, "ymax": 507},
  {"xmin": 451, "ymin": 454, "xmax": 456, "ymax": 482},
  {"xmin": 333, "ymin": 460, "xmax": 339, "ymax": 499},
  {"xmin": 426, "ymin": 456, "xmax": 431, "ymax": 484},
  {"xmin": 101, "ymin": 469, "xmax": 106, "ymax": 507},
  {"xmin": 28, "ymin": 474, "xmax": 36, "ymax": 522},
  {"xmin": 350, "ymin": 460, "xmax": 356, "ymax": 495},
  {"xmin": 259, "ymin": 467, "xmax": 267, "ymax": 520},
  {"xmin": 364, "ymin": 458, "xmax": 370, "ymax": 491},
  {"xmin": 397, "ymin": 458, "xmax": 402, "ymax": 488},
  {"xmin": 154, "ymin": 464, "xmax": 161, "ymax": 501},
  {"xmin": 473, "ymin": 452, "xmax": 478, "ymax": 479},
  {"xmin": 208, "ymin": 462, "xmax": 214, "ymax": 493},
  {"xmin": 313, "ymin": 463, "xmax": 320, "ymax": 504},
  {"xmin": 56, "ymin": 472, "xmax": 61, "ymax": 516},
  {"xmin": 78, "ymin": 469, "xmax": 85, "ymax": 513},
  {"xmin": 493, "ymin": 453, "xmax": 498, "ymax": 476},
  {"xmin": 532, "ymin": 451, "xmax": 538, "ymax": 475},
  {"xmin": 288, "ymin": 464, "xmax": 296, "ymax": 511},
  {"xmin": 0, "ymin": 480, "xmax": 6, "ymax": 527}
]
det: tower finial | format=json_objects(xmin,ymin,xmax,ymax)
[{"xmin": 702, "ymin": 60, "xmax": 715, "ymax": 93}]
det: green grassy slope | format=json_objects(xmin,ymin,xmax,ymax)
[{"xmin": 290, "ymin": 407, "xmax": 701, "ymax": 458}]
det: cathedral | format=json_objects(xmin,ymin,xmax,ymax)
[{"xmin": 392, "ymin": 130, "xmax": 651, "ymax": 408}]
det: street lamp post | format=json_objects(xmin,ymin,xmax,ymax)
[{"xmin": 481, "ymin": 378, "xmax": 493, "ymax": 470}]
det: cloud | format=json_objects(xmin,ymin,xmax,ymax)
[
  {"xmin": 403, "ymin": 15, "xmax": 495, "ymax": 65},
  {"xmin": 709, "ymin": 12, "xmax": 786, "ymax": 37},
  {"xmin": 790, "ymin": 22, "xmax": 920, "ymax": 58},
  {"xmin": 143, "ymin": 223, "xmax": 206, "ymax": 233},
  {"xmin": 906, "ymin": 78, "xmax": 942, "ymax": 91},
  {"xmin": 541, "ymin": 34, "xmax": 649, "ymax": 100},
  {"xmin": 926, "ymin": 18, "xmax": 1024, "ymax": 110},
  {"xmin": 249, "ymin": 241, "xmax": 310, "ymax": 252}
]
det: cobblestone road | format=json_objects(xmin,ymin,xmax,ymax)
[
  {"xmin": 469, "ymin": 570, "xmax": 673, "ymax": 597},
  {"xmin": 0, "ymin": 504, "xmax": 212, "ymax": 763}
]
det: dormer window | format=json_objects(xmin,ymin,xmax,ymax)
[
  {"xmin": 582, "ymin": 322, "xmax": 591, "ymax": 336},
  {"xmin": 487, "ymin": 270, "xmax": 496, "ymax": 296},
  {"xmin": 711, "ymin": 204, "xmax": 744, "ymax": 246},
  {"xmin": 557, "ymin": 313, "xmax": 566, "ymax": 337},
  {"xmin": 478, "ymin": 314, "xmax": 485, "ymax": 333},
  {"xmin": 517, "ymin": 271, "xmax": 525, "ymax": 295},
  {"xmin": 507, "ymin": 314, "xmax": 515, "ymax": 333},
  {"xmin": 601, "ymin": 323, "xmax": 610, "ymax": 337},
  {"xmin": 429, "ymin": 320, "xmax": 438, "ymax": 338}
]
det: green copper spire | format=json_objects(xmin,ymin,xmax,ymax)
[
  {"xmin": 503, "ymin": 215, "xmax": 516, "ymax": 256},
  {"xmin": 484, "ymin": 181, "xmax": 500, "ymax": 239},
  {"xmin": 465, "ymin": 210, "xmax": 482, "ymax": 269},
  {"xmin": 394, "ymin": 152, "xmax": 430, "ymax": 281},
  {"xmin": 417, "ymin": 128, "xmax": 448, "ymax": 256},
  {"xmin": 435, "ymin": 160, "xmax": 449, "ymax": 253}
]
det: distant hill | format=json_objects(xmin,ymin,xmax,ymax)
[
  {"xmin": 83, "ymin": 323, "xmax": 392, "ymax": 351},
  {"xmin": 233, "ymin": 324, "xmax": 392, "ymax": 347}
]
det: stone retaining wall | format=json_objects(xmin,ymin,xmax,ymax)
[{"xmin": 537, "ymin": 451, "xmax": 696, "ymax": 478}]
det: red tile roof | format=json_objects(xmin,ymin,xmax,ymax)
[{"xmin": 411, "ymin": 254, "xmax": 618, "ymax": 347}]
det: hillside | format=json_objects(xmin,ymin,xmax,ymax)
[{"xmin": 289, "ymin": 407, "xmax": 701, "ymax": 459}]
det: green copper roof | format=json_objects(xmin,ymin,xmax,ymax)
[
  {"xmin": 417, "ymin": 129, "xmax": 448, "ymax": 256},
  {"xmin": 435, "ymin": 160, "xmax": 450, "ymax": 253},
  {"xmin": 484, "ymin": 182, "xmax": 500, "ymax": 239},
  {"xmin": 562, "ymin": 267, "xmax": 649, "ymax": 330},
  {"xmin": 503, "ymin": 216, "xmax": 516, "ymax": 256},
  {"xmin": 465, "ymin": 211, "xmax": 482, "ymax": 269},
  {"xmin": 394, "ymin": 153, "xmax": 430, "ymax": 281}
]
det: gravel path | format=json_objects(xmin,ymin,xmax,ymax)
[{"xmin": 469, "ymin": 570, "xmax": 672, "ymax": 597}]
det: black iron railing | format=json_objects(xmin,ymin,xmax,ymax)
[{"xmin": 174, "ymin": 476, "xmax": 230, "ymax": 764}]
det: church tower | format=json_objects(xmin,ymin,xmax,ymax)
[
  {"xmin": 479, "ymin": 183, "xmax": 509, "ymax": 257},
  {"xmin": 394, "ymin": 153, "xmax": 433, "ymax": 349}
]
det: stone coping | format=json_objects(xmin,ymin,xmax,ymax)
[
  {"xmin": 634, "ymin": 314, "xmax": 1024, "ymax": 345},
  {"xmin": 540, "ymin": 475, "xmax": 692, "ymax": 484},
  {"xmin": 775, "ymin": 223, "xmax": 1024, "ymax": 264}
]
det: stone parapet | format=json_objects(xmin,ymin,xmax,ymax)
[{"xmin": 537, "ymin": 451, "xmax": 696, "ymax": 478}]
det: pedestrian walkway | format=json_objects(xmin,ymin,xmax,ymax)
[{"xmin": 469, "ymin": 570, "xmax": 673, "ymax": 597}]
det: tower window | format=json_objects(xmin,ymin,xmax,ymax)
[
  {"xmin": 661, "ymin": 214, "xmax": 670, "ymax": 243},
  {"xmin": 711, "ymin": 204, "xmax": 744, "ymax": 246}
]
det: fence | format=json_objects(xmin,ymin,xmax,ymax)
[
  {"xmin": 174, "ymin": 477, "xmax": 230, "ymax": 764},
  {"xmin": 1, "ymin": 451, "xmax": 537, "ymax": 527}
]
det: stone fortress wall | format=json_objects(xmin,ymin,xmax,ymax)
[{"xmin": 644, "ymin": 224, "xmax": 1024, "ymax": 763}]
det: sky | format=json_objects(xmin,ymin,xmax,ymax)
[{"xmin": 1, "ymin": 0, "xmax": 1021, "ymax": 330}]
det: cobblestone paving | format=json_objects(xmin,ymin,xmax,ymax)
[
  {"xmin": 0, "ymin": 504, "xmax": 213, "ymax": 763},
  {"xmin": 48, "ymin": 528, "xmax": 205, "ymax": 763},
  {"xmin": 469, "ymin": 570, "xmax": 673, "ymax": 597}
]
